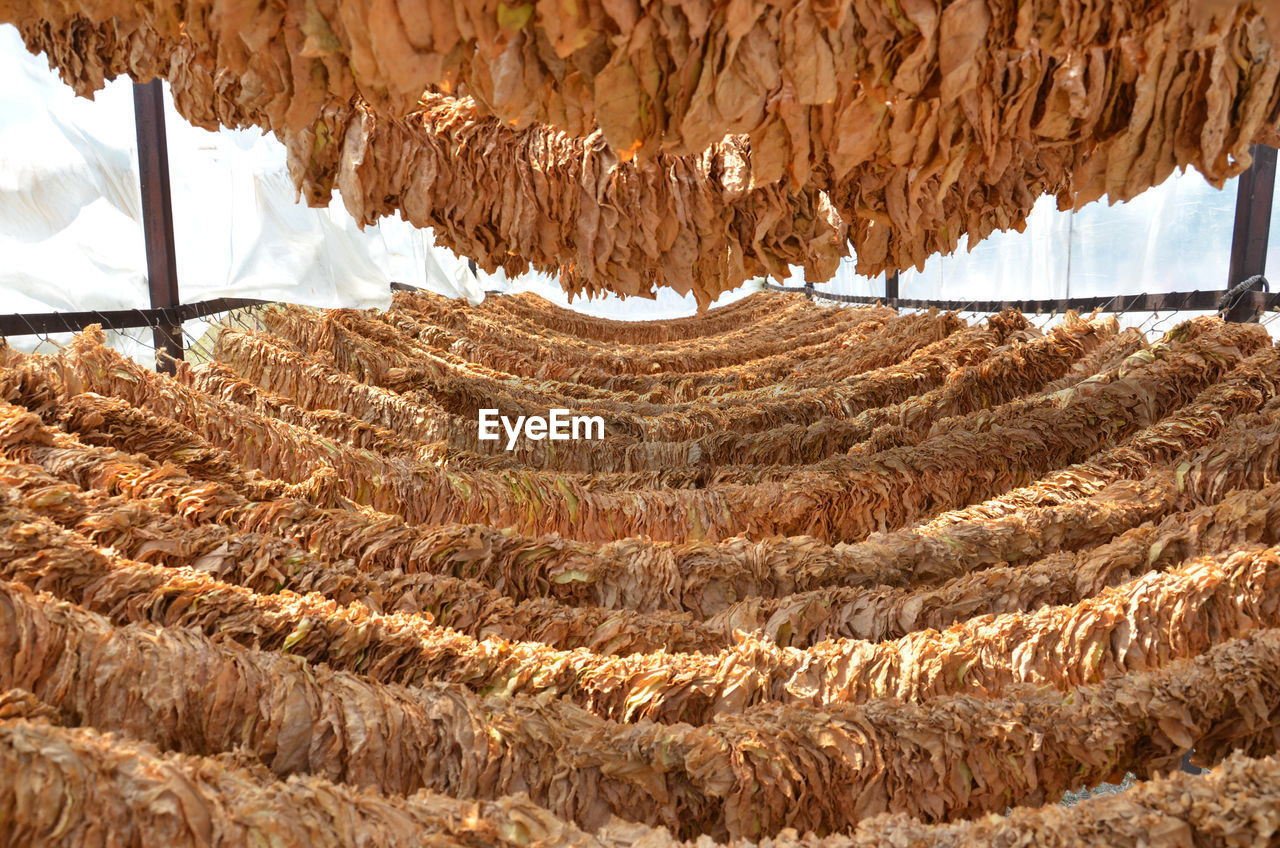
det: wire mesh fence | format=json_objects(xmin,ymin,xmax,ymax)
[
  {"xmin": 768, "ymin": 280, "xmax": 1280, "ymax": 342},
  {"xmin": 4, "ymin": 283, "xmax": 1280, "ymax": 372},
  {"xmin": 0, "ymin": 301, "xmax": 272, "ymax": 370}
]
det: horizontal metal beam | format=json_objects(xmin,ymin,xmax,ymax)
[
  {"xmin": 0, "ymin": 298, "xmax": 268, "ymax": 339},
  {"xmin": 885, "ymin": 270, "xmax": 899, "ymax": 300},
  {"xmin": 764, "ymin": 284, "xmax": 1280, "ymax": 317},
  {"xmin": 391, "ymin": 281, "xmax": 510, "ymax": 297}
]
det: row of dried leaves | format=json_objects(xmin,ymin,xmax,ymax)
[
  {"xmin": 6, "ymin": 450, "xmax": 1280, "ymax": 726},
  {"xmin": 209, "ymin": 306, "xmax": 1146, "ymax": 470},
  {"xmin": 7, "ymin": 576, "xmax": 1280, "ymax": 838},
  {"xmin": 44, "ymin": 316, "xmax": 1254, "ymax": 544},
  {"xmin": 3, "ymin": 382, "xmax": 1278, "ymax": 665},
  {"xmin": 3, "ymin": 324, "xmax": 1277, "ymax": 617},
  {"xmin": 5, "ymin": 706, "xmax": 1280, "ymax": 848}
]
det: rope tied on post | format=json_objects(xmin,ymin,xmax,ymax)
[{"xmin": 1217, "ymin": 275, "xmax": 1269, "ymax": 323}]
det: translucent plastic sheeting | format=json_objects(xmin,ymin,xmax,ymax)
[
  {"xmin": 807, "ymin": 173, "xmax": 1277, "ymax": 340},
  {"xmin": 1264, "ymin": 174, "xmax": 1280, "ymax": 284},
  {"xmin": 1068, "ymin": 172, "xmax": 1239, "ymax": 298},
  {"xmin": 810, "ymin": 173, "xmax": 1241, "ymax": 303},
  {"xmin": 0, "ymin": 26, "xmax": 478, "ymax": 321},
  {"xmin": 0, "ymin": 24, "xmax": 750, "ymax": 334},
  {"xmin": 490, "ymin": 267, "xmax": 759, "ymax": 321}
]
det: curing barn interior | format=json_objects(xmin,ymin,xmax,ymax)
[{"xmin": 5, "ymin": 2, "xmax": 1280, "ymax": 847}]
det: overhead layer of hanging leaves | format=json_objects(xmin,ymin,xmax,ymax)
[{"xmin": 5, "ymin": 2, "xmax": 1280, "ymax": 302}]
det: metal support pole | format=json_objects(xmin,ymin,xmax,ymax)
[
  {"xmin": 1226, "ymin": 143, "xmax": 1277, "ymax": 322},
  {"xmin": 132, "ymin": 79, "xmax": 183, "ymax": 373},
  {"xmin": 885, "ymin": 270, "xmax": 900, "ymax": 303}
]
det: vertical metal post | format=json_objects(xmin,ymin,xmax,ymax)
[
  {"xmin": 1226, "ymin": 143, "xmax": 1276, "ymax": 322},
  {"xmin": 132, "ymin": 79, "xmax": 183, "ymax": 373},
  {"xmin": 885, "ymin": 270, "xmax": 900, "ymax": 303}
]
